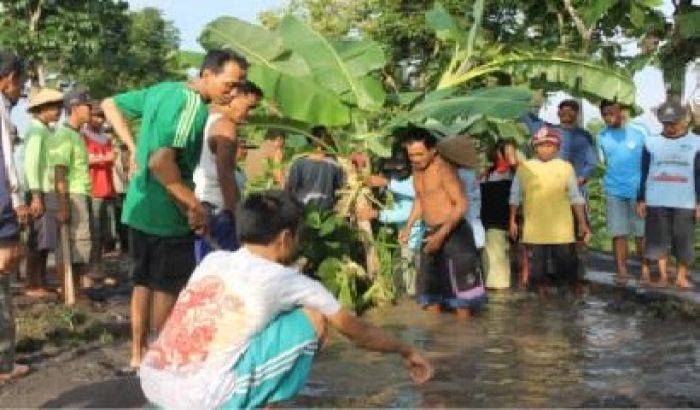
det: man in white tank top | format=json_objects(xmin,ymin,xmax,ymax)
[{"xmin": 193, "ymin": 82, "xmax": 262, "ymax": 262}]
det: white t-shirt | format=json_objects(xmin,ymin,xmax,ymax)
[{"xmin": 140, "ymin": 248, "xmax": 341, "ymax": 409}]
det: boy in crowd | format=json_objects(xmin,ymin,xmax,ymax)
[
  {"xmin": 139, "ymin": 190, "xmax": 433, "ymax": 409},
  {"xmin": 637, "ymin": 101, "xmax": 699, "ymax": 289},
  {"xmin": 509, "ymin": 126, "xmax": 591, "ymax": 295},
  {"xmin": 245, "ymin": 128, "xmax": 286, "ymax": 186},
  {"xmin": 193, "ymin": 81, "xmax": 262, "ymax": 261},
  {"xmin": 101, "ymin": 49, "xmax": 248, "ymax": 370},
  {"xmin": 598, "ymin": 99, "xmax": 650, "ymax": 284},
  {"xmin": 398, "ymin": 127, "xmax": 484, "ymax": 318},
  {"xmin": 48, "ymin": 90, "xmax": 95, "ymax": 290},
  {"xmin": 82, "ymin": 103, "xmax": 117, "ymax": 279},
  {"xmin": 286, "ymin": 126, "xmax": 345, "ymax": 211},
  {"xmin": 23, "ymin": 87, "xmax": 63, "ymax": 297}
]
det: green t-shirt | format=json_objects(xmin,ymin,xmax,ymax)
[
  {"xmin": 24, "ymin": 119, "xmax": 53, "ymax": 193},
  {"xmin": 45, "ymin": 123, "xmax": 91, "ymax": 195},
  {"xmin": 114, "ymin": 81, "xmax": 208, "ymax": 236}
]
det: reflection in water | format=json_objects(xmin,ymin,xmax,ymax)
[{"xmin": 288, "ymin": 292, "xmax": 700, "ymax": 408}]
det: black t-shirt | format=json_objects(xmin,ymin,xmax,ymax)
[
  {"xmin": 480, "ymin": 179, "xmax": 512, "ymax": 230},
  {"xmin": 286, "ymin": 156, "xmax": 345, "ymax": 211}
]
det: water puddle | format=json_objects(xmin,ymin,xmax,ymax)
[{"xmin": 288, "ymin": 291, "xmax": 700, "ymax": 407}]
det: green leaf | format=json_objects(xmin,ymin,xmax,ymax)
[
  {"xmin": 245, "ymin": 115, "xmax": 313, "ymax": 138},
  {"xmin": 277, "ymin": 15, "xmax": 386, "ymax": 111},
  {"xmin": 426, "ymin": 3, "xmax": 466, "ymax": 45},
  {"xmin": 629, "ymin": 3, "xmax": 645, "ymax": 29},
  {"xmin": 441, "ymin": 53, "xmax": 637, "ymax": 106},
  {"xmin": 199, "ymin": 16, "xmax": 352, "ymax": 125},
  {"xmin": 677, "ymin": 11, "xmax": 700, "ymax": 39},
  {"xmin": 580, "ymin": 0, "xmax": 615, "ymax": 27},
  {"xmin": 408, "ymin": 86, "xmax": 533, "ymax": 124}
]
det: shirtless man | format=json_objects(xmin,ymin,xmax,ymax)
[{"xmin": 398, "ymin": 127, "xmax": 485, "ymax": 319}]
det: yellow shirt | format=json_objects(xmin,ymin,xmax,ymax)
[{"xmin": 515, "ymin": 158, "xmax": 579, "ymax": 244}]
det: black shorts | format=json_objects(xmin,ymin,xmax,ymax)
[
  {"xmin": 528, "ymin": 243, "xmax": 580, "ymax": 286},
  {"xmin": 644, "ymin": 207, "xmax": 695, "ymax": 264},
  {"xmin": 128, "ymin": 228, "xmax": 196, "ymax": 294}
]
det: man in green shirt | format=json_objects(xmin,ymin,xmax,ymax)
[
  {"xmin": 101, "ymin": 49, "xmax": 248, "ymax": 370},
  {"xmin": 47, "ymin": 90, "xmax": 94, "ymax": 291},
  {"xmin": 23, "ymin": 87, "xmax": 63, "ymax": 298}
]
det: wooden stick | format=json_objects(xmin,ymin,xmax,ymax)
[{"xmin": 55, "ymin": 165, "xmax": 75, "ymax": 306}]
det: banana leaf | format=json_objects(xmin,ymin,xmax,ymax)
[
  {"xmin": 408, "ymin": 86, "xmax": 533, "ymax": 124},
  {"xmin": 439, "ymin": 54, "xmax": 637, "ymax": 106},
  {"xmin": 199, "ymin": 16, "xmax": 352, "ymax": 126},
  {"xmin": 277, "ymin": 16, "xmax": 386, "ymax": 111}
]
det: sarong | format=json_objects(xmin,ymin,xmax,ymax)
[
  {"xmin": 222, "ymin": 308, "xmax": 318, "ymax": 409},
  {"xmin": 417, "ymin": 221, "xmax": 487, "ymax": 309}
]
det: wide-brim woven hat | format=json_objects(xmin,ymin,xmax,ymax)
[
  {"xmin": 27, "ymin": 87, "xmax": 64, "ymax": 110},
  {"xmin": 437, "ymin": 134, "xmax": 479, "ymax": 169}
]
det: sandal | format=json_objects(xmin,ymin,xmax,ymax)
[{"xmin": 0, "ymin": 364, "xmax": 30, "ymax": 381}]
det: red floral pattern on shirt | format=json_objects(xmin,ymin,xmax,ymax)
[{"xmin": 145, "ymin": 275, "xmax": 243, "ymax": 371}]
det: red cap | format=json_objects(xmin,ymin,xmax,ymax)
[{"xmin": 532, "ymin": 126, "xmax": 561, "ymax": 147}]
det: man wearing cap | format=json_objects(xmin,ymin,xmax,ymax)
[
  {"xmin": 46, "ymin": 90, "xmax": 94, "ymax": 291},
  {"xmin": 509, "ymin": 126, "xmax": 591, "ymax": 296},
  {"xmin": 101, "ymin": 49, "xmax": 248, "ymax": 370},
  {"xmin": 24, "ymin": 87, "xmax": 64, "ymax": 298},
  {"xmin": 0, "ymin": 50, "xmax": 30, "ymax": 381},
  {"xmin": 82, "ymin": 102, "xmax": 117, "ymax": 280},
  {"xmin": 637, "ymin": 101, "xmax": 699, "ymax": 289}
]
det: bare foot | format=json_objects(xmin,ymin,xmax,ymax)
[
  {"xmin": 614, "ymin": 273, "xmax": 629, "ymax": 285},
  {"xmin": 639, "ymin": 272, "xmax": 652, "ymax": 286},
  {"xmin": 103, "ymin": 276, "xmax": 118, "ymax": 287},
  {"xmin": 424, "ymin": 304, "xmax": 441, "ymax": 314},
  {"xmin": 24, "ymin": 288, "xmax": 54, "ymax": 298},
  {"xmin": 455, "ymin": 308, "xmax": 471, "ymax": 320},
  {"xmin": 654, "ymin": 276, "xmax": 669, "ymax": 288},
  {"xmin": 0, "ymin": 364, "xmax": 30, "ymax": 381},
  {"xmin": 675, "ymin": 278, "xmax": 695, "ymax": 290}
]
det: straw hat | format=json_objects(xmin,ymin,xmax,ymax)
[
  {"xmin": 437, "ymin": 134, "xmax": 479, "ymax": 169},
  {"xmin": 27, "ymin": 87, "xmax": 64, "ymax": 110}
]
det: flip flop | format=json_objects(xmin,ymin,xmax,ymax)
[{"xmin": 0, "ymin": 364, "xmax": 30, "ymax": 381}]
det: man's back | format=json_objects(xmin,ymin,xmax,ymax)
[
  {"xmin": 286, "ymin": 155, "xmax": 344, "ymax": 211},
  {"xmin": 140, "ymin": 248, "xmax": 340, "ymax": 409}
]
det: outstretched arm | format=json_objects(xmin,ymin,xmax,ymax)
[{"xmin": 327, "ymin": 309, "xmax": 433, "ymax": 384}]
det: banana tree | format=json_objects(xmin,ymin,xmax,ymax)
[{"xmin": 428, "ymin": 1, "xmax": 637, "ymax": 106}]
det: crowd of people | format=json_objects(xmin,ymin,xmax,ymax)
[{"xmin": 0, "ymin": 45, "xmax": 697, "ymax": 409}]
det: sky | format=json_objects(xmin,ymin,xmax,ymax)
[{"xmin": 9, "ymin": 0, "xmax": 697, "ymax": 135}]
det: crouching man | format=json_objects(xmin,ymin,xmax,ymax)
[{"xmin": 139, "ymin": 190, "xmax": 433, "ymax": 409}]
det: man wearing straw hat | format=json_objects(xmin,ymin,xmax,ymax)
[{"xmin": 24, "ymin": 87, "xmax": 63, "ymax": 298}]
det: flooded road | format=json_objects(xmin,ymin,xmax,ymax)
[{"xmin": 289, "ymin": 292, "xmax": 700, "ymax": 408}]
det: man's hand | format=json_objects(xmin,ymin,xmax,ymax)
[
  {"xmin": 187, "ymin": 201, "xmax": 207, "ymax": 235},
  {"xmin": 398, "ymin": 228, "xmax": 410, "ymax": 245},
  {"xmin": 104, "ymin": 150, "xmax": 117, "ymax": 163},
  {"xmin": 402, "ymin": 348, "xmax": 434, "ymax": 384},
  {"xmin": 356, "ymin": 205, "xmax": 378, "ymax": 221},
  {"xmin": 29, "ymin": 197, "xmax": 44, "ymax": 218},
  {"xmin": 14, "ymin": 205, "xmax": 29, "ymax": 225},
  {"xmin": 364, "ymin": 174, "xmax": 388, "ymax": 188},
  {"xmin": 578, "ymin": 223, "xmax": 592, "ymax": 244},
  {"xmin": 509, "ymin": 220, "xmax": 518, "ymax": 241},
  {"xmin": 636, "ymin": 201, "xmax": 646, "ymax": 218},
  {"xmin": 57, "ymin": 204, "xmax": 70, "ymax": 224},
  {"xmin": 423, "ymin": 231, "xmax": 446, "ymax": 254}
]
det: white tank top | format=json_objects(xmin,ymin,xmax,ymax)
[{"xmin": 193, "ymin": 112, "xmax": 225, "ymax": 208}]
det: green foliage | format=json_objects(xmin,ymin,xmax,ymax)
[
  {"xmin": 299, "ymin": 209, "xmax": 364, "ymax": 275},
  {"xmin": 0, "ymin": 2, "xmax": 181, "ymax": 97}
]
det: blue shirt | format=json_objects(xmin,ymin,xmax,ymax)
[
  {"xmin": 598, "ymin": 124, "xmax": 647, "ymax": 199},
  {"xmin": 378, "ymin": 177, "xmax": 423, "ymax": 250},
  {"xmin": 457, "ymin": 168, "xmax": 485, "ymax": 248},
  {"xmin": 521, "ymin": 113, "xmax": 598, "ymax": 179},
  {"xmin": 640, "ymin": 132, "xmax": 700, "ymax": 210}
]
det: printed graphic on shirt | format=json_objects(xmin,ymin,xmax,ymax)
[{"xmin": 145, "ymin": 275, "xmax": 246, "ymax": 373}]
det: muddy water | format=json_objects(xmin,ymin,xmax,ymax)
[{"xmin": 288, "ymin": 292, "xmax": 700, "ymax": 408}]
